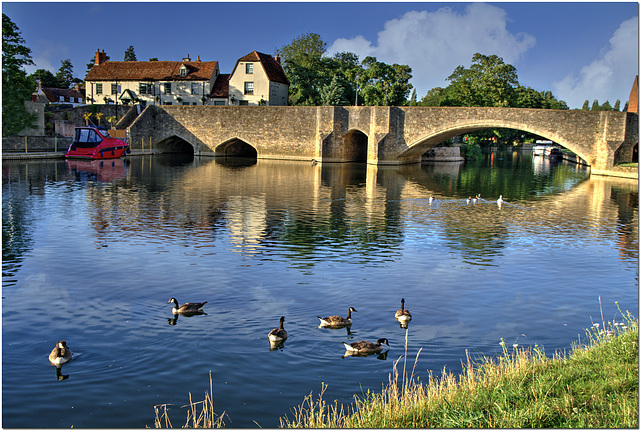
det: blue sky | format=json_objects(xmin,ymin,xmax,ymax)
[{"xmin": 3, "ymin": 1, "xmax": 638, "ymax": 108}]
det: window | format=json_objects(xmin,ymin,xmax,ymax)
[
  {"xmin": 180, "ymin": 66, "xmax": 188, "ymax": 77},
  {"xmin": 139, "ymin": 83, "xmax": 152, "ymax": 95},
  {"xmin": 59, "ymin": 96, "xmax": 64, "ymax": 102},
  {"xmin": 239, "ymin": 100, "xmax": 249, "ymax": 106},
  {"xmin": 244, "ymin": 82, "xmax": 254, "ymax": 95},
  {"xmin": 111, "ymin": 83, "xmax": 118, "ymax": 95},
  {"xmin": 164, "ymin": 83, "xmax": 171, "ymax": 94},
  {"xmin": 191, "ymin": 83, "xmax": 199, "ymax": 95},
  {"xmin": 96, "ymin": 83, "xmax": 103, "ymax": 94},
  {"xmin": 214, "ymin": 100, "xmax": 225, "ymax": 106},
  {"xmin": 246, "ymin": 63, "xmax": 253, "ymax": 74}
]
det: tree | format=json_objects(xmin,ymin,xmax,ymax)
[
  {"xmin": 319, "ymin": 75, "xmax": 349, "ymax": 106},
  {"xmin": 276, "ymin": 33, "xmax": 328, "ymax": 105},
  {"xmin": 149, "ymin": 57, "xmax": 158, "ymax": 61},
  {"xmin": 409, "ymin": 89, "xmax": 417, "ymax": 106},
  {"xmin": 29, "ymin": 68, "xmax": 60, "ymax": 88},
  {"xmin": 601, "ymin": 100, "xmax": 613, "ymax": 111},
  {"xmin": 613, "ymin": 99, "xmax": 621, "ymax": 111},
  {"xmin": 581, "ymin": 100, "xmax": 590, "ymax": 110},
  {"xmin": 82, "ymin": 112, "xmax": 93, "ymax": 126},
  {"xmin": 358, "ymin": 56, "xmax": 412, "ymax": 106},
  {"xmin": 56, "ymin": 59, "xmax": 74, "ymax": 89},
  {"xmin": 591, "ymin": 99, "xmax": 600, "ymax": 111},
  {"xmin": 444, "ymin": 53, "xmax": 518, "ymax": 107},
  {"xmin": 124, "ymin": 45, "xmax": 137, "ymax": 61},
  {"xmin": 2, "ymin": 13, "xmax": 36, "ymax": 136}
]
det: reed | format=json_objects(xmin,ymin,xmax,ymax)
[
  {"xmin": 280, "ymin": 306, "xmax": 638, "ymax": 428},
  {"xmin": 154, "ymin": 372, "xmax": 228, "ymax": 429}
]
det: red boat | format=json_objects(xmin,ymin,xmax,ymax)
[{"xmin": 65, "ymin": 126, "xmax": 130, "ymax": 159}]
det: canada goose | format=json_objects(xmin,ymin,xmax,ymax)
[
  {"xmin": 466, "ymin": 197, "xmax": 471, "ymax": 204},
  {"xmin": 268, "ymin": 316, "xmax": 288, "ymax": 342},
  {"xmin": 167, "ymin": 298, "xmax": 207, "ymax": 315},
  {"xmin": 317, "ymin": 307, "xmax": 357, "ymax": 328},
  {"xmin": 49, "ymin": 340, "xmax": 72, "ymax": 366},
  {"xmin": 343, "ymin": 338, "xmax": 389, "ymax": 354},
  {"xmin": 394, "ymin": 298, "xmax": 412, "ymax": 322}
]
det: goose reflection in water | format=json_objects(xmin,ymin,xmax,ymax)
[
  {"xmin": 269, "ymin": 338, "xmax": 287, "ymax": 351},
  {"xmin": 55, "ymin": 366, "xmax": 69, "ymax": 381},
  {"xmin": 167, "ymin": 311, "xmax": 207, "ymax": 325},
  {"xmin": 343, "ymin": 349, "xmax": 389, "ymax": 360}
]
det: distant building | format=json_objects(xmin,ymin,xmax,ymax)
[
  {"xmin": 228, "ymin": 51, "xmax": 289, "ymax": 106},
  {"xmin": 32, "ymin": 81, "xmax": 85, "ymax": 107},
  {"xmin": 83, "ymin": 49, "xmax": 289, "ymax": 106}
]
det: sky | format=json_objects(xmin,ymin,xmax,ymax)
[{"xmin": 2, "ymin": 1, "xmax": 638, "ymax": 109}]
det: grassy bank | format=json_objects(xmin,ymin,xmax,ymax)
[
  {"xmin": 153, "ymin": 310, "xmax": 637, "ymax": 428},
  {"xmin": 281, "ymin": 312, "xmax": 638, "ymax": 428}
]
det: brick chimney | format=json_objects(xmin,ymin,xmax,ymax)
[
  {"xmin": 275, "ymin": 54, "xmax": 281, "ymax": 64},
  {"xmin": 628, "ymin": 75, "xmax": 638, "ymax": 114},
  {"xmin": 95, "ymin": 49, "xmax": 108, "ymax": 66},
  {"xmin": 183, "ymin": 54, "xmax": 191, "ymax": 62}
]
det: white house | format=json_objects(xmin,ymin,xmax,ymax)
[{"xmin": 84, "ymin": 49, "xmax": 289, "ymax": 106}]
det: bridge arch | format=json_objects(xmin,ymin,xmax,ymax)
[
  {"xmin": 342, "ymin": 129, "xmax": 368, "ymax": 162},
  {"xmin": 215, "ymin": 138, "xmax": 258, "ymax": 158},
  {"xmin": 397, "ymin": 120, "xmax": 590, "ymax": 164},
  {"xmin": 155, "ymin": 135, "xmax": 195, "ymax": 154}
]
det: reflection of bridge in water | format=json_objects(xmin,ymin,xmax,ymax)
[{"xmin": 62, "ymin": 156, "xmax": 637, "ymax": 265}]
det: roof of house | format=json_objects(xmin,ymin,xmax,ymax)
[
  {"xmin": 232, "ymin": 51, "xmax": 289, "ymax": 85},
  {"xmin": 41, "ymin": 87, "xmax": 85, "ymax": 102},
  {"xmin": 210, "ymin": 74, "xmax": 230, "ymax": 98},
  {"xmin": 85, "ymin": 60, "xmax": 219, "ymax": 82}
]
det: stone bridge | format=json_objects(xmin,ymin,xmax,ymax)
[{"xmin": 128, "ymin": 105, "xmax": 638, "ymax": 169}]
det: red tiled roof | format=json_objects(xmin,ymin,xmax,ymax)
[
  {"xmin": 233, "ymin": 51, "xmax": 289, "ymax": 85},
  {"xmin": 41, "ymin": 87, "xmax": 84, "ymax": 102},
  {"xmin": 210, "ymin": 74, "xmax": 230, "ymax": 98},
  {"xmin": 85, "ymin": 60, "xmax": 218, "ymax": 82}
]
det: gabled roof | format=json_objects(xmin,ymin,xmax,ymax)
[
  {"xmin": 85, "ymin": 60, "xmax": 218, "ymax": 82},
  {"xmin": 41, "ymin": 87, "xmax": 84, "ymax": 102},
  {"xmin": 232, "ymin": 51, "xmax": 289, "ymax": 85},
  {"xmin": 210, "ymin": 74, "xmax": 230, "ymax": 98}
]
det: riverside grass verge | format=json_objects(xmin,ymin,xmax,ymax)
[{"xmin": 154, "ymin": 307, "xmax": 638, "ymax": 428}]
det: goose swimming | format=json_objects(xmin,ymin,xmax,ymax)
[
  {"xmin": 343, "ymin": 338, "xmax": 389, "ymax": 355},
  {"xmin": 49, "ymin": 340, "xmax": 72, "ymax": 366},
  {"xmin": 167, "ymin": 298, "xmax": 207, "ymax": 315},
  {"xmin": 268, "ymin": 316, "xmax": 288, "ymax": 342},
  {"xmin": 317, "ymin": 307, "xmax": 357, "ymax": 328},
  {"xmin": 394, "ymin": 298, "xmax": 412, "ymax": 322}
]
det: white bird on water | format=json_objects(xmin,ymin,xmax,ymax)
[{"xmin": 497, "ymin": 195, "xmax": 504, "ymax": 208}]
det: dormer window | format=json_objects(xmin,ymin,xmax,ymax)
[{"xmin": 180, "ymin": 65, "xmax": 188, "ymax": 77}]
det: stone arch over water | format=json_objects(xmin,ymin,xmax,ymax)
[
  {"xmin": 342, "ymin": 129, "xmax": 368, "ymax": 162},
  {"xmin": 397, "ymin": 122, "xmax": 591, "ymax": 164},
  {"xmin": 155, "ymin": 135, "xmax": 195, "ymax": 154},
  {"xmin": 215, "ymin": 138, "xmax": 258, "ymax": 158}
]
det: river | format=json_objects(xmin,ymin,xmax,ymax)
[{"xmin": 2, "ymin": 151, "xmax": 638, "ymax": 428}]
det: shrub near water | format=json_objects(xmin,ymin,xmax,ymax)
[{"xmin": 281, "ymin": 314, "xmax": 638, "ymax": 428}]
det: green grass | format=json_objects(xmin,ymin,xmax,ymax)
[
  {"xmin": 614, "ymin": 162, "xmax": 638, "ymax": 168},
  {"xmin": 281, "ymin": 310, "xmax": 638, "ymax": 428}
]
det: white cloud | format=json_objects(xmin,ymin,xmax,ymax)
[
  {"xmin": 326, "ymin": 3, "xmax": 535, "ymax": 98},
  {"xmin": 24, "ymin": 39, "xmax": 71, "ymax": 75},
  {"xmin": 552, "ymin": 17, "xmax": 639, "ymax": 109}
]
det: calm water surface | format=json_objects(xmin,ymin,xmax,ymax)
[{"xmin": 2, "ymin": 152, "xmax": 638, "ymax": 428}]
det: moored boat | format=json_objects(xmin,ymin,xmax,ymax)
[{"xmin": 65, "ymin": 126, "xmax": 130, "ymax": 159}]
